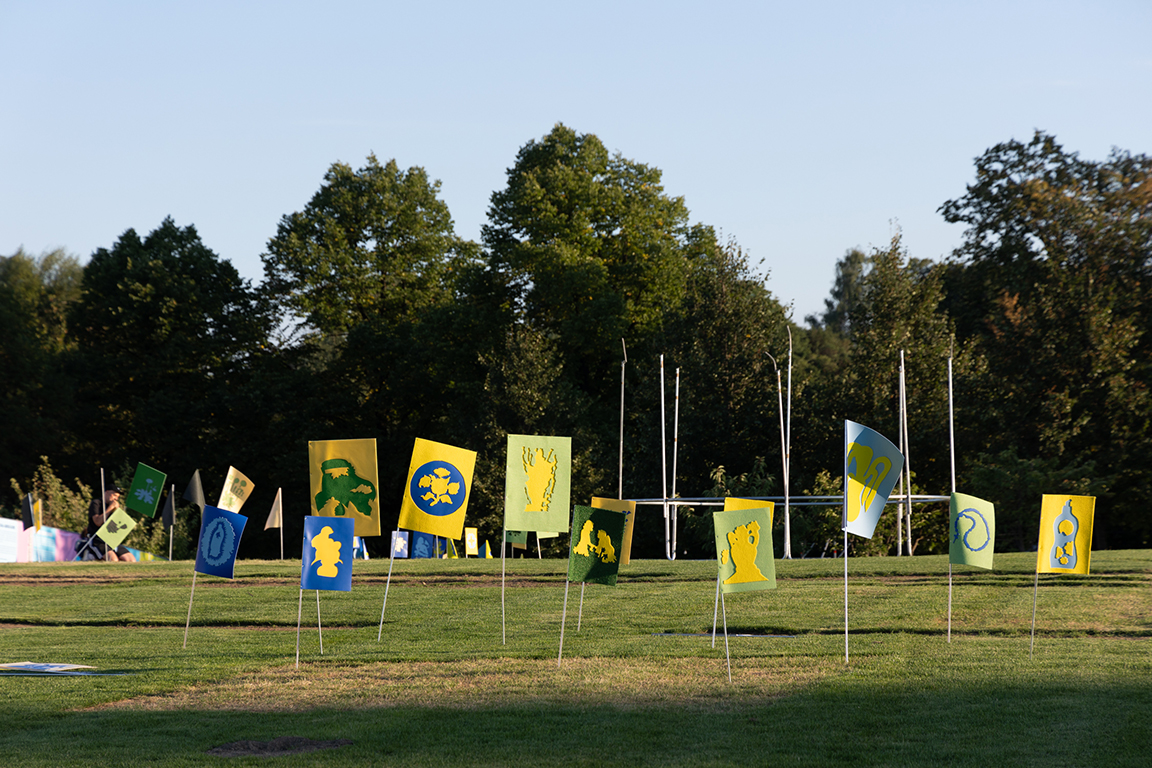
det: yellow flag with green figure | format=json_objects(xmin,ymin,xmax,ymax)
[
  {"xmin": 1036, "ymin": 495, "xmax": 1094, "ymax": 575},
  {"xmin": 309, "ymin": 438, "xmax": 380, "ymax": 536},
  {"xmin": 398, "ymin": 438, "xmax": 476, "ymax": 539},
  {"xmin": 95, "ymin": 507, "xmax": 137, "ymax": 550}
]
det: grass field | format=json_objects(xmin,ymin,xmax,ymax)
[{"xmin": 1, "ymin": 551, "xmax": 1149, "ymax": 766}]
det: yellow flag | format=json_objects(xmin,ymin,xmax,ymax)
[
  {"xmin": 723, "ymin": 496, "xmax": 775, "ymax": 527},
  {"xmin": 309, "ymin": 438, "xmax": 381, "ymax": 537},
  {"xmin": 217, "ymin": 466, "xmax": 254, "ymax": 513},
  {"xmin": 591, "ymin": 497, "xmax": 636, "ymax": 565},
  {"xmin": 1036, "ymin": 494, "xmax": 1095, "ymax": 575},
  {"xmin": 465, "ymin": 527, "xmax": 479, "ymax": 556},
  {"xmin": 32, "ymin": 500, "xmax": 43, "ymax": 531},
  {"xmin": 398, "ymin": 438, "xmax": 476, "ymax": 539}
]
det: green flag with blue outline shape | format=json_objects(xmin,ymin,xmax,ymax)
[
  {"xmin": 843, "ymin": 420, "xmax": 904, "ymax": 539},
  {"xmin": 949, "ymin": 493, "xmax": 995, "ymax": 570}
]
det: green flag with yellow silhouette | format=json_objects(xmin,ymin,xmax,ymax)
[
  {"xmin": 566, "ymin": 505, "xmax": 625, "ymax": 586},
  {"xmin": 713, "ymin": 506, "xmax": 776, "ymax": 594}
]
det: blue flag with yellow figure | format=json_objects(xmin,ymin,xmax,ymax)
[
  {"xmin": 1036, "ymin": 495, "xmax": 1095, "ymax": 575},
  {"xmin": 301, "ymin": 516, "xmax": 354, "ymax": 592},
  {"xmin": 398, "ymin": 438, "xmax": 476, "ymax": 540},
  {"xmin": 194, "ymin": 505, "xmax": 247, "ymax": 579},
  {"xmin": 949, "ymin": 492, "xmax": 996, "ymax": 570},
  {"xmin": 843, "ymin": 420, "xmax": 904, "ymax": 539},
  {"xmin": 567, "ymin": 505, "xmax": 626, "ymax": 586},
  {"xmin": 713, "ymin": 505, "xmax": 776, "ymax": 594}
]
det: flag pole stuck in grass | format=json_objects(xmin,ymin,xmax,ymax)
[{"xmin": 184, "ymin": 505, "xmax": 248, "ymax": 649}]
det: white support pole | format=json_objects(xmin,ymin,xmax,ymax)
[
  {"xmin": 768, "ymin": 351, "xmax": 789, "ymax": 559},
  {"xmin": 901, "ymin": 349, "xmax": 913, "ymax": 556},
  {"xmin": 577, "ymin": 582, "xmax": 585, "ymax": 631},
  {"xmin": 896, "ymin": 353, "xmax": 905, "ymax": 555},
  {"xmin": 295, "ymin": 588, "xmax": 303, "ymax": 668},
  {"xmin": 501, "ymin": 527, "xmax": 507, "ymax": 645},
  {"xmin": 671, "ymin": 367, "xmax": 680, "ymax": 560},
  {"xmin": 843, "ymin": 530, "xmax": 849, "ymax": 664},
  {"xmin": 619, "ymin": 339, "xmax": 627, "ymax": 500},
  {"xmin": 948, "ymin": 354, "xmax": 956, "ymax": 643},
  {"xmin": 316, "ymin": 590, "xmax": 323, "ymax": 655},
  {"xmin": 785, "ymin": 327, "xmax": 793, "ymax": 559},
  {"xmin": 168, "ymin": 484, "xmax": 175, "ymax": 562},
  {"xmin": 1030, "ymin": 571, "xmax": 1040, "ymax": 658},
  {"xmin": 721, "ymin": 589, "xmax": 731, "ymax": 684},
  {"xmin": 377, "ymin": 541, "xmax": 397, "ymax": 641},
  {"xmin": 711, "ymin": 573, "xmax": 721, "ymax": 648},
  {"xmin": 660, "ymin": 355, "xmax": 670, "ymax": 560},
  {"xmin": 183, "ymin": 570, "xmax": 198, "ymax": 649},
  {"xmin": 558, "ymin": 580, "xmax": 571, "ymax": 666}
]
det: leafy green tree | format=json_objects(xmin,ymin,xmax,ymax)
[
  {"xmin": 483, "ymin": 124, "xmax": 692, "ymax": 394},
  {"xmin": 262, "ymin": 155, "xmax": 475, "ymax": 340},
  {"xmin": 939, "ymin": 132, "xmax": 1152, "ymax": 547},
  {"xmin": 67, "ymin": 218, "xmax": 270, "ymax": 479},
  {"xmin": 0, "ymin": 249, "xmax": 83, "ymax": 489}
]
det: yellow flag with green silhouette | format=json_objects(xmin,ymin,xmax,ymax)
[
  {"xmin": 713, "ymin": 505, "xmax": 776, "ymax": 594},
  {"xmin": 217, "ymin": 466, "xmax": 254, "ymax": 513},
  {"xmin": 1036, "ymin": 495, "xmax": 1094, "ymax": 575},
  {"xmin": 95, "ymin": 507, "xmax": 137, "ymax": 550},
  {"xmin": 309, "ymin": 438, "xmax": 380, "ymax": 537}
]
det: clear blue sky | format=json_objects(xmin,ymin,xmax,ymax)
[{"xmin": 3, "ymin": 1, "xmax": 1149, "ymax": 322}]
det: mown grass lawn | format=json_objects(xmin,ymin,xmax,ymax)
[{"xmin": 1, "ymin": 551, "xmax": 1149, "ymax": 766}]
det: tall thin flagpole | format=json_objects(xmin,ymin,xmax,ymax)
[
  {"xmin": 619, "ymin": 339, "xmax": 627, "ymax": 500},
  {"xmin": 785, "ymin": 327, "xmax": 793, "ymax": 559},
  {"xmin": 660, "ymin": 355, "xmax": 670, "ymax": 560},
  {"xmin": 168, "ymin": 484, "xmax": 175, "ymax": 561},
  {"xmin": 896, "ymin": 354, "xmax": 905, "ymax": 555},
  {"xmin": 948, "ymin": 354, "xmax": 956, "ymax": 643},
  {"xmin": 501, "ymin": 526, "xmax": 507, "ymax": 645},
  {"xmin": 768, "ymin": 352, "xmax": 788, "ymax": 559},
  {"xmin": 901, "ymin": 350, "xmax": 913, "ymax": 556},
  {"xmin": 671, "ymin": 367, "xmax": 680, "ymax": 560}
]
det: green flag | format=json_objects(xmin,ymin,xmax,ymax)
[
  {"xmin": 949, "ymin": 492, "xmax": 995, "ymax": 570},
  {"xmin": 566, "ymin": 505, "xmax": 625, "ymax": 586},
  {"xmin": 125, "ymin": 462, "xmax": 167, "ymax": 518},
  {"xmin": 504, "ymin": 434, "xmax": 572, "ymax": 533},
  {"xmin": 713, "ymin": 506, "xmax": 776, "ymax": 594},
  {"xmin": 95, "ymin": 507, "xmax": 137, "ymax": 550}
]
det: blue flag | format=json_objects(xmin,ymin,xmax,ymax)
[
  {"xmin": 301, "ymin": 516, "xmax": 354, "ymax": 592},
  {"xmin": 194, "ymin": 505, "xmax": 247, "ymax": 579}
]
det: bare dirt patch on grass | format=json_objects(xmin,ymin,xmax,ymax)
[{"xmin": 93, "ymin": 656, "xmax": 835, "ymax": 713}]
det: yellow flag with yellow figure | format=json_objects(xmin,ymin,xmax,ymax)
[
  {"xmin": 398, "ymin": 438, "xmax": 476, "ymax": 539},
  {"xmin": 724, "ymin": 497, "xmax": 775, "ymax": 527},
  {"xmin": 309, "ymin": 438, "xmax": 380, "ymax": 537},
  {"xmin": 1036, "ymin": 494, "xmax": 1094, "ymax": 575}
]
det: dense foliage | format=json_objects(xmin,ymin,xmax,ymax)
[{"xmin": 2, "ymin": 128, "xmax": 1148, "ymax": 557}]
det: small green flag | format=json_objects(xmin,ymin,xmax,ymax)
[
  {"xmin": 96, "ymin": 507, "xmax": 137, "ymax": 550},
  {"xmin": 566, "ymin": 505, "xmax": 625, "ymax": 586},
  {"xmin": 125, "ymin": 463, "xmax": 167, "ymax": 518},
  {"xmin": 949, "ymin": 493, "xmax": 995, "ymax": 570}
]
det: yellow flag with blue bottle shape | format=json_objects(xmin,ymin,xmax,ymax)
[{"xmin": 1036, "ymin": 495, "xmax": 1094, "ymax": 575}]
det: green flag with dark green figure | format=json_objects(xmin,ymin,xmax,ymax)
[
  {"xmin": 126, "ymin": 463, "xmax": 167, "ymax": 518},
  {"xmin": 713, "ymin": 506, "xmax": 776, "ymax": 594},
  {"xmin": 95, "ymin": 508, "xmax": 137, "ymax": 550},
  {"xmin": 566, "ymin": 505, "xmax": 626, "ymax": 586}
]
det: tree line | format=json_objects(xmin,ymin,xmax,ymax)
[{"xmin": 3, "ymin": 126, "xmax": 1148, "ymax": 558}]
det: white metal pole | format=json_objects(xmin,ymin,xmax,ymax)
[
  {"xmin": 660, "ymin": 355, "xmax": 670, "ymax": 560},
  {"xmin": 671, "ymin": 367, "xmax": 680, "ymax": 560},
  {"xmin": 948, "ymin": 354, "xmax": 955, "ymax": 643},
  {"xmin": 768, "ymin": 352, "xmax": 788, "ymax": 559},
  {"xmin": 896, "ymin": 356, "xmax": 905, "ymax": 555},
  {"xmin": 558, "ymin": 580, "xmax": 570, "ymax": 666},
  {"xmin": 785, "ymin": 327, "xmax": 793, "ymax": 559},
  {"xmin": 619, "ymin": 339, "xmax": 627, "ymax": 500},
  {"xmin": 902, "ymin": 350, "xmax": 913, "ymax": 556}
]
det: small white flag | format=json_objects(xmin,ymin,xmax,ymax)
[{"xmin": 264, "ymin": 488, "xmax": 282, "ymax": 531}]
